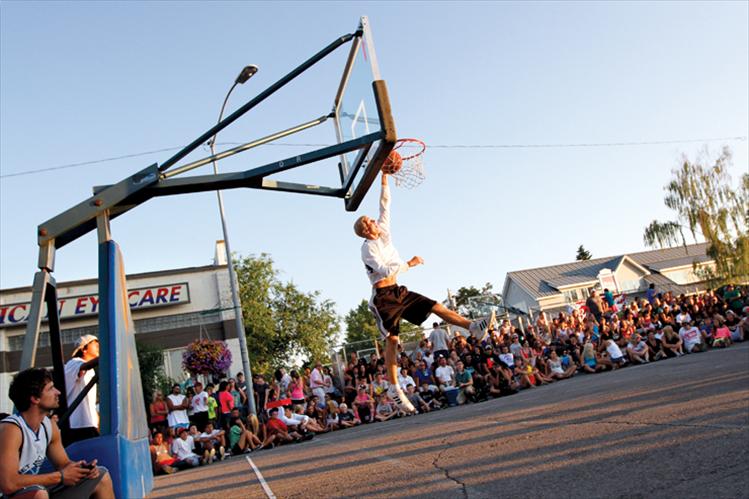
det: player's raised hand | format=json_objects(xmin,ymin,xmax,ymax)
[{"xmin": 408, "ymin": 256, "xmax": 424, "ymax": 267}]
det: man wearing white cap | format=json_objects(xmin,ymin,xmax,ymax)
[{"xmin": 64, "ymin": 334, "xmax": 100, "ymax": 445}]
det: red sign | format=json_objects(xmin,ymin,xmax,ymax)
[{"xmin": 0, "ymin": 283, "xmax": 190, "ymax": 328}]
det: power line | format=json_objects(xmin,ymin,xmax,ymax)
[{"xmin": 1, "ymin": 136, "xmax": 746, "ymax": 179}]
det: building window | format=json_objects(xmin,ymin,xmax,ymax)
[
  {"xmin": 563, "ymin": 289, "xmax": 580, "ymax": 303},
  {"xmin": 619, "ymin": 279, "xmax": 643, "ymax": 292}
]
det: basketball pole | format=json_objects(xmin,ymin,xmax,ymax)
[{"xmin": 208, "ymin": 66, "xmax": 260, "ymax": 416}]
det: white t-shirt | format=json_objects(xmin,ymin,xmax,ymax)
[
  {"xmin": 167, "ymin": 394, "xmax": 190, "ymax": 427},
  {"xmin": 398, "ymin": 374, "xmax": 415, "ymax": 390},
  {"xmin": 64, "ymin": 357, "xmax": 99, "ymax": 429},
  {"xmin": 606, "ymin": 341, "xmax": 624, "ymax": 359},
  {"xmin": 310, "ymin": 368, "xmax": 325, "ymax": 391},
  {"xmin": 676, "ymin": 312, "xmax": 692, "ymax": 325},
  {"xmin": 200, "ymin": 429, "xmax": 222, "ymax": 443},
  {"xmin": 172, "ymin": 436, "xmax": 197, "ymax": 459},
  {"xmin": 191, "ymin": 391, "xmax": 208, "ymax": 414},
  {"xmin": 361, "ymin": 183, "xmax": 410, "ymax": 286},
  {"xmin": 435, "ymin": 365, "xmax": 455, "ymax": 385},
  {"xmin": 679, "ymin": 326, "xmax": 702, "ymax": 351},
  {"xmin": 423, "ymin": 353, "xmax": 435, "ymax": 369}
]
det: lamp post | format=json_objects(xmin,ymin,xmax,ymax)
[{"xmin": 209, "ymin": 65, "xmax": 259, "ymax": 415}]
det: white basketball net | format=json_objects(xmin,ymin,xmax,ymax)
[{"xmin": 391, "ymin": 138, "xmax": 426, "ymax": 189}]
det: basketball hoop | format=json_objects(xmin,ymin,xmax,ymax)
[{"xmin": 391, "ymin": 138, "xmax": 426, "ymax": 188}]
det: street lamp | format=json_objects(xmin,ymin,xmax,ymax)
[{"xmin": 208, "ymin": 65, "xmax": 259, "ymax": 415}]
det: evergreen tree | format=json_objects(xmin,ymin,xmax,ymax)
[{"xmin": 576, "ymin": 245, "xmax": 592, "ymax": 261}]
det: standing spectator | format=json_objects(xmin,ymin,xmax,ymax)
[
  {"xmin": 429, "ymin": 322, "xmax": 451, "ymax": 360},
  {"xmin": 190, "ymin": 382, "xmax": 209, "ymax": 431},
  {"xmin": 63, "ymin": 334, "xmax": 101, "ymax": 445},
  {"xmin": 586, "ymin": 290, "xmax": 604, "ymax": 323},
  {"xmin": 205, "ymin": 384, "xmax": 219, "ymax": 427},
  {"xmin": 149, "ymin": 390, "xmax": 168, "ymax": 434},
  {"xmin": 646, "ymin": 284, "xmax": 657, "ymax": 305},
  {"xmin": 604, "ymin": 288, "xmax": 616, "ymax": 309},
  {"xmin": 309, "ymin": 362, "xmax": 327, "ymax": 408},
  {"xmin": 1, "ymin": 368, "xmax": 115, "ymax": 498},
  {"xmin": 322, "ymin": 366, "xmax": 338, "ymax": 398},
  {"xmin": 253, "ymin": 375, "xmax": 270, "ymax": 419},
  {"xmin": 217, "ymin": 381, "xmax": 234, "ymax": 431},
  {"xmin": 288, "ymin": 371, "xmax": 307, "ymax": 407},
  {"xmin": 166, "ymin": 384, "xmax": 191, "ymax": 433},
  {"xmin": 274, "ymin": 368, "xmax": 292, "ymax": 400}
]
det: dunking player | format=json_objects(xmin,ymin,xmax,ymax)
[{"xmin": 353, "ymin": 165, "xmax": 495, "ymax": 413}]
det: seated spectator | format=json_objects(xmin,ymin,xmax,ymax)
[
  {"xmin": 374, "ymin": 395, "xmax": 398, "ymax": 421},
  {"xmin": 486, "ymin": 362, "xmax": 518, "ymax": 396},
  {"xmin": 679, "ymin": 321, "xmax": 706, "ymax": 353},
  {"xmin": 454, "ymin": 361, "xmax": 476, "ymax": 404},
  {"xmin": 498, "ymin": 346, "xmax": 515, "ymax": 370},
  {"xmin": 434, "ymin": 357, "xmax": 456, "ymax": 393},
  {"xmin": 265, "ymin": 408, "xmax": 301, "ymax": 446},
  {"xmin": 187, "ymin": 424, "xmax": 214, "ymax": 464},
  {"xmin": 397, "ymin": 368, "xmax": 416, "ymax": 391},
  {"xmin": 150, "ymin": 431, "xmax": 178, "ymax": 475},
  {"xmin": 229, "ymin": 416, "xmax": 262, "ymax": 454},
  {"xmin": 405, "ymin": 384, "xmax": 434, "ymax": 413},
  {"xmin": 581, "ymin": 342, "xmax": 606, "ymax": 373},
  {"xmin": 172, "ymin": 427, "xmax": 201, "ymax": 468},
  {"xmin": 661, "ymin": 326, "xmax": 684, "ymax": 356},
  {"xmin": 199, "ymin": 422, "xmax": 226, "ymax": 461},
  {"xmin": 547, "ymin": 350, "xmax": 576, "ymax": 379},
  {"xmin": 414, "ymin": 361, "xmax": 438, "ymax": 395},
  {"xmin": 371, "ymin": 372, "xmax": 390, "ymax": 397},
  {"xmin": 645, "ymin": 331, "xmax": 666, "ymax": 361},
  {"xmin": 336, "ymin": 404, "xmax": 360, "ymax": 428},
  {"xmin": 626, "ymin": 334, "xmax": 651, "ymax": 364},
  {"xmin": 712, "ymin": 317, "xmax": 733, "ymax": 348},
  {"xmin": 604, "ymin": 338, "xmax": 627, "ymax": 368},
  {"xmin": 290, "ymin": 406, "xmax": 325, "ymax": 434},
  {"xmin": 0, "ymin": 367, "xmax": 115, "ymax": 498},
  {"xmin": 353, "ymin": 387, "xmax": 375, "ymax": 423}
]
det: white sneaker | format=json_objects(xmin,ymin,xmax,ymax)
[
  {"xmin": 469, "ymin": 309, "xmax": 497, "ymax": 341},
  {"xmin": 387, "ymin": 385, "xmax": 416, "ymax": 414}
]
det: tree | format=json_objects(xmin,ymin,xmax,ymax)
[
  {"xmin": 344, "ymin": 299, "xmax": 424, "ymax": 348},
  {"xmin": 643, "ymin": 146, "xmax": 749, "ymax": 285},
  {"xmin": 234, "ymin": 253, "xmax": 341, "ymax": 374},
  {"xmin": 576, "ymin": 245, "xmax": 592, "ymax": 261},
  {"xmin": 453, "ymin": 282, "xmax": 493, "ymax": 307},
  {"xmin": 136, "ymin": 340, "xmax": 171, "ymax": 405}
]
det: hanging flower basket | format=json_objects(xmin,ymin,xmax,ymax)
[{"xmin": 182, "ymin": 339, "xmax": 233, "ymax": 377}]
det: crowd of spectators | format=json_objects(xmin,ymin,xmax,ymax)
[{"xmin": 145, "ymin": 285, "xmax": 748, "ymax": 475}]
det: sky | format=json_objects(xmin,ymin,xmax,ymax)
[{"xmin": 1, "ymin": 1, "xmax": 748, "ymax": 336}]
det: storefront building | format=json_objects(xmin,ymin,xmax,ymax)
[{"xmin": 0, "ymin": 243, "xmax": 243, "ymax": 414}]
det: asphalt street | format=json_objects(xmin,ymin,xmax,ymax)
[{"xmin": 150, "ymin": 343, "xmax": 749, "ymax": 499}]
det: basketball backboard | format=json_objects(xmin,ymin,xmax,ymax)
[{"xmin": 334, "ymin": 16, "xmax": 396, "ymax": 211}]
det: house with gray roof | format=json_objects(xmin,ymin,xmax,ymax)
[{"xmin": 501, "ymin": 243, "xmax": 713, "ymax": 316}]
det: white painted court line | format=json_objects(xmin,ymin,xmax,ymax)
[{"xmin": 245, "ymin": 455, "xmax": 276, "ymax": 499}]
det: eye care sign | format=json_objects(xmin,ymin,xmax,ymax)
[{"xmin": 0, "ymin": 283, "xmax": 190, "ymax": 327}]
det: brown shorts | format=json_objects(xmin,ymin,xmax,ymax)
[{"xmin": 369, "ymin": 284, "xmax": 436, "ymax": 339}]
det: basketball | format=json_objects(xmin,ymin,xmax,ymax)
[{"xmin": 382, "ymin": 150, "xmax": 403, "ymax": 174}]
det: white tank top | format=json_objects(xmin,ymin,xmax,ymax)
[{"xmin": 1, "ymin": 414, "xmax": 51, "ymax": 475}]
